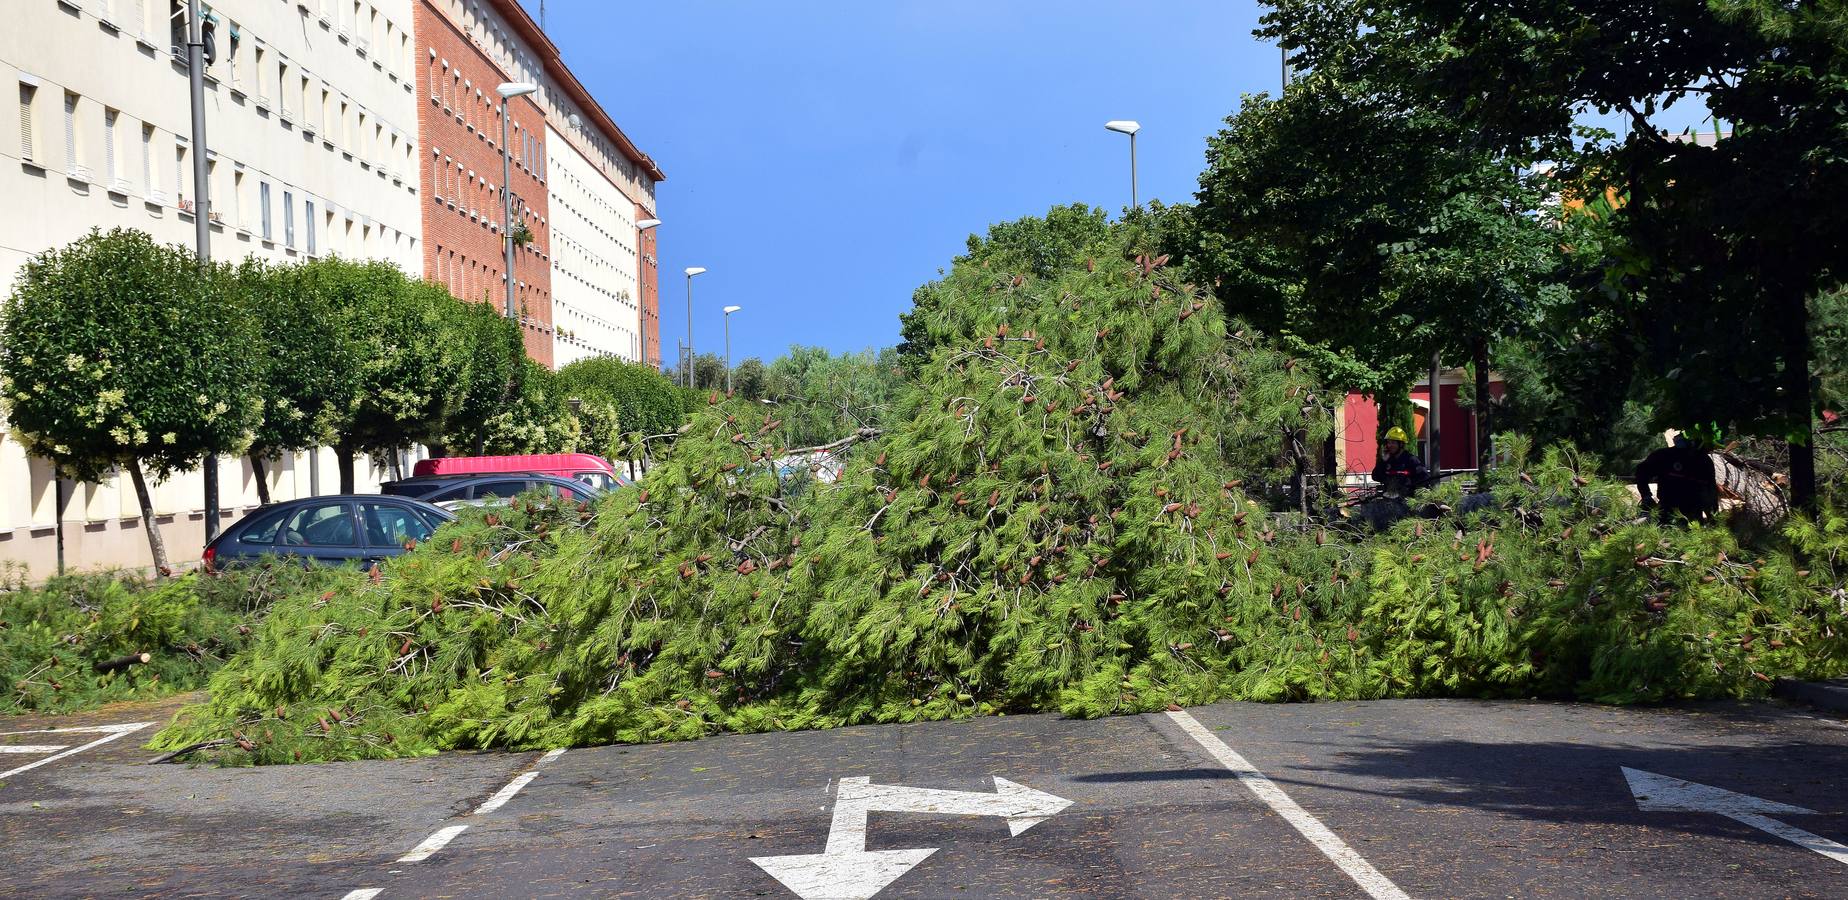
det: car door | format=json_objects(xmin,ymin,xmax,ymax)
[
  {"xmin": 275, "ymin": 500, "xmax": 365, "ymax": 567},
  {"xmin": 357, "ymin": 501, "xmax": 438, "ymax": 566}
]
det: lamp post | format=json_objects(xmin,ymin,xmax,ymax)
[
  {"xmin": 683, "ymin": 266, "xmax": 707, "ymax": 386},
  {"xmin": 722, "ymin": 305, "xmax": 742, "ymax": 394},
  {"xmin": 183, "ymin": 0, "xmax": 222, "ymax": 542},
  {"xmin": 496, "ymin": 82, "xmax": 538, "ymax": 321},
  {"xmin": 1104, "ymin": 120, "xmax": 1140, "ymax": 210}
]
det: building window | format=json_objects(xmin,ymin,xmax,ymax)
[
  {"xmin": 305, "ymin": 200, "xmax": 316, "ymax": 254},
  {"xmin": 102, "ymin": 109, "xmax": 118, "ymax": 185},
  {"xmin": 260, "ymin": 181, "xmax": 272, "ymax": 240},
  {"xmin": 141, "ymin": 123, "xmax": 155, "ymax": 195},
  {"xmin": 232, "ymin": 169, "xmax": 244, "ymax": 225},
  {"xmin": 283, "ymin": 190, "xmax": 295, "ymax": 247},
  {"xmin": 62, "ymin": 91, "xmax": 80, "ymax": 174},
  {"xmin": 174, "ymin": 144, "xmax": 186, "ymax": 206},
  {"xmin": 17, "ymin": 82, "xmax": 35, "ymax": 163}
]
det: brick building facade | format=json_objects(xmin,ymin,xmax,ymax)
[
  {"xmin": 413, "ymin": 0, "xmax": 553, "ymax": 366},
  {"xmin": 639, "ymin": 201, "xmax": 662, "ymax": 367}
]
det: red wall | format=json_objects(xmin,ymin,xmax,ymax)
[
  {"xmin": 1342, "ymin": 381, "xmax": 1506, "ymax": 475},
  {"xmin": 414, "ymin": 0, "xmax": 553, "ymax": 367}
]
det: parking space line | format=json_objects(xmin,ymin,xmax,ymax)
[
  {"xmin": 397, "ymin": 824, "xmax": 469, "ymax": 863},
  {"xmin": 0, "ymin": 722, "xmax": 153, "ymax": 781},
  {"xmin": 389, "ymin": 747, "xmax": 567, "ymax": 869},
  {"xmin": 1167, "ymin": 710, "xmax": 1410, "ymax": 900},
  {"xmin": 339, "ymin": 890, "xmax": 383, "ymax": 900},
  {"xmin": 0, "ymin": 745, "xmax": 71, "ymax": 754}
]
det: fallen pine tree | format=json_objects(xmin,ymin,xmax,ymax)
[{"xmin": 150, "ymin": 220, "xmax": 1848, "ymax": 764}]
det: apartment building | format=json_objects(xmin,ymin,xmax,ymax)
[
  {"xmin": 413, "ymin": 0, "xmax": 663, "ymax": 368},
  {"xmin": 1, "ymin": 0, "xmax": 423, "ymax": 574}
]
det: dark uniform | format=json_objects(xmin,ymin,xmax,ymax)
[
  {"xmin": 1372, "ymin": 450, "xmax": 1430, "ymax": 497},
  {"xmin": 1635, "ymin": 442, "xmax": 1718, "ymax": 524}
]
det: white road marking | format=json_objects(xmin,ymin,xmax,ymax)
[
  {"xmin": 0, "ymin": 745, "xmax": 70, "ymax": 754},
  {"xmin": 471, "ymin": 771, "xmax": 539, "ymax": 817},
  {"xmin": 752, "ymin": 774, "xmax": 1072, "ymax": 899},
  {"xmin": 397, "ymin": 824, "xmax": 469, "ymax": 863},
  {"xmin": 339, "ymin": 889, "xmax": 383, "ymax": 900},
  {"xmin": 1623, "ymin": 767, "xmax": 1848, "ymax": 867},
  {"xmin": 0, "ymin": 722, "xmax": 153, "ymax": 781},
  {"xmin": 1167, "ymin": 710, "xmax": 1411, "ymax": 900},
  {"xmin": 393, "ymin": 748, "xmax": 566, "ymax": 865}
]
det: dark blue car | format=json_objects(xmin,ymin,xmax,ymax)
[{"xmin": 203, "ymin": 494, "xmax": 456, "ymax": 570}]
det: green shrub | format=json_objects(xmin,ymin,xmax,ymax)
[{"xmin": 0, "ymin": 566, "xmax": 337, "ymax": 715}]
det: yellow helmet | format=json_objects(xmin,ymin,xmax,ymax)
[{"xmin": 1384, "ymin": 426, "xmax": 1409, "ymax": 442}]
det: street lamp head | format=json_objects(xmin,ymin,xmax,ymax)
[
  {"xmin": 637, "ymin": 218, "xmax": 662, "ymax": 230},
  {"xmin": 1104, "ymin": 120, "xmax": 1141, "ymax": 136},
  {"xmin": 723, "ymin": 305, "xmax": 742, "ymax": 314},
  {"xmin": 496, "ymin": 81, "xmax": 539, "ymax": 99},
  {"xmin": 684, "ymin": 266, "xmax": 707, "ymax": 277}
]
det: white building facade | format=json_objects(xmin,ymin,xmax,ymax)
[
  {"xmin": 546, "ymin": 123, "xmax": 642, "ymax": 365},
  {"xmin": 0, "ymin": 0, "xmax": 425, "ymax": 576}
]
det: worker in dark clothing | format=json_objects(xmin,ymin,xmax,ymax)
[
  {"xmin": 1372, "ymin": 426, "xmax": 1430, "ymax": 497},
  {"xmin": 1636, "ymin": 434, "xmax": 1719, "ymax": 525}
]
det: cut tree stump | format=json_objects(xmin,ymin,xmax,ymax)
[{"xmin": 1713, "ymin": 452, "xmax": 1788, "ymax": 529}]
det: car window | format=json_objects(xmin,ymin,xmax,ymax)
[
  {"xmin": 280, "ymin": 502, "xmax": 356, "ymax": 547},
  {"xmin": 472, "ymin": 480, "xmax": 534, "ymax": 500},
  {"xmin": 359, "ymin": 502, "xmax": 435, "ymax": 548},
  {"xmin": 574, "ymin": 472, "xmax": 616, "ymax": 492},
  {"xmin": 238, "ymin": 508, "xmax": 290, "ymax": 545}
]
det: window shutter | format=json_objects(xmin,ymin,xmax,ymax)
[
  {"xmin": 103, "ymin": 110, "xmax": 116, "ymax": 182},
  {"xmin": 17, "ymin": 84, "xmax": 33, "ymax": 161},
  {"xmin": 63, "ymin": 92, "xmax": 76, "ymax": 165}
]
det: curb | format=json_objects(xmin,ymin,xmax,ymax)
[{"xmin": 1773, "ymin": 678, "xmax": 1848, "ymax": 715}]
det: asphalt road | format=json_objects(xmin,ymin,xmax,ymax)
[{"xmin": 2, "ymin": 697, "xmax": 1845, "ymax": 899}]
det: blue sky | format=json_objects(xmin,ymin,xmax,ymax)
[{"xmin": 522, "ymin": 1, "xmax": 1284, "ymax": 367}]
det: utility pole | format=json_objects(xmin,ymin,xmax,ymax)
[{"xmin": 187, "ymin": 0, "xmax": 219, "ymax": 543}]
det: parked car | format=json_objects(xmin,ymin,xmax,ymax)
[
  {"xmin": 411, "ymin": 453, "xmax": 628, "ymax": 492},
  {"xmin": 379, "ymin": 472, "xmax": 604, "ymax": 509},
  {"xmin": 204, "ymin": 495, "xmax": 456, "ymax": 571}
]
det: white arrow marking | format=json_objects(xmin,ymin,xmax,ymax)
[
  {"xmin": 751, "ymin": 775, "xmax": 1071, "ymax": 899},
  {"xmin": 0, "ymin": 722, "xmax": 152, "ymax": 781},
  {"xmin": 1622, "ymin": 766, "xmax": 1848, "ymax": 867}
]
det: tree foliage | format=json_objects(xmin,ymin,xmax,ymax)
[
  {"xmin": 555, "ymin": 355, "xmax": 688, "ymax": 439},
  {"xmin": 1, "ymin": 229, "xmax": 260, "ymax": 481},
  {"xmin": 763, "ymin": 346, "xmax": 906, "ymax": 448},
  {"xmin": 236, "ymin": 258, "xmax": 363, "ymax": 458}
]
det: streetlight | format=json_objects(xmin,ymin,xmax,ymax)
[
  {"xmin": 683, "ymin": 266, "xmax": 707, "ymax": 387},
  {"xmin": 497, "ymin": 82, "xmax": 539, "ymax": 320},
  {"xmin": 722, "ymin": 305, "xmax": 742, "ymax": 394},
  {"xmin": 637, "ymin": 218, "xmax": 661, "ymax": 230},
  {"xmin": 1104, "ymin": 120, "xmax": 1140, "ymax": 210}
]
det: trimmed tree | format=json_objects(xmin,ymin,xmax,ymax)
[
  {"xmin": 0, "ymin": 229, "xmax": 260, "ymax": 573},
  {"xmin": 234, "ymin": 258, "xmax": 364, "ymax": 503},
  {"xmin": 334, "ymin": 273, "xmax": 469, "ymax": 491}
]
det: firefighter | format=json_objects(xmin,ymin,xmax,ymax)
[
  {"xmin": 1372, "ymin": 426, "xmax": 1430, "ymax": 497},
  {"xmin": 1636, "ymin": 433, "xmax": 1719, "ymax": 525}
]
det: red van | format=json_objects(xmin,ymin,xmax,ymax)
[{"xmin": 412, "ymin": 453, "xmax": 628, "ymax": 492}]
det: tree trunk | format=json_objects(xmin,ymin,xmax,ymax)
[
  {"xmin": 388, "ymin": 450, "xmax": 405, "ymax": 482},
  {"xmin": 1427, "ymin": 352, "xmax": 1443, "ymax": 474},
  {"xmin": 336, "ymin": 444, "xmax": 356, "ymax": 495},
  {"xmin": 1713, "ymin": 451, "xmax": 1788, "ymax": 529},
  {"xmin": 1785, "ymin": 291, "xmax": 1817, "ymax": 512},
  {"xmin": 249, "ymin": 453, "xmax": 271, "ymax": 505},
  {"xmin": 127, "ymin": 460, "xmax": 173, "ymax": 576},
  {"xmin": 1473, "ymin": 336, "xmax": 1493, "ymax": 479}
]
